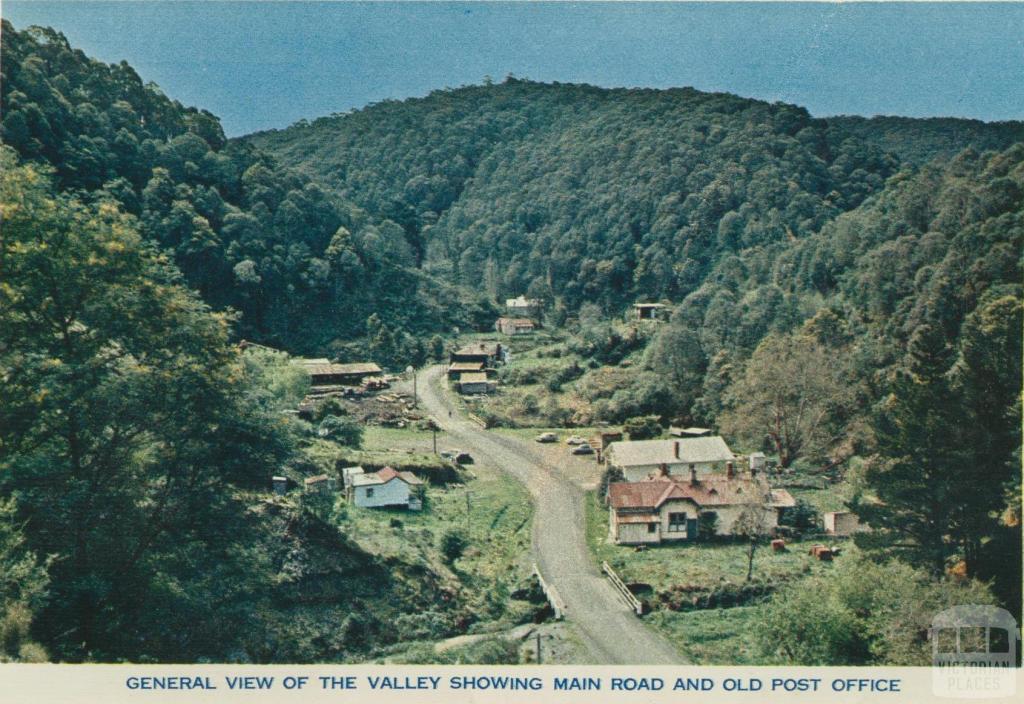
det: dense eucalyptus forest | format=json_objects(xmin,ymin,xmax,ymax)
[{"xmin": 1, "ymin": 20, "xmax": 1021, "ymax": 663}]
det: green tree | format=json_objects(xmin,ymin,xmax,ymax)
[
  {"xmin": 720, "ymin": 332, "xmax": 853, "ymax": 467},
  {"xmin": 0, "ymin": 153, "xmax": 294, "ymax": 660},
  {"xmin": 318, "ymin": 415, "xmax": 364, "ymax": 448}
]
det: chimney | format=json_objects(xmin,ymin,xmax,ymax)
[
  {"xmin": 674, "ymin": 441, "xmax": 680, "ymax": 459},
  {"xmin": 689, "ymin": 464, "xmax": 697, "ymax": 484},
  {"xmin": 658, "ymin": 462, "xmax": 668, "ymax": 477},
  {"xmin": 726, "ymin": 461, "xmax": 735, "ymax": 480}
]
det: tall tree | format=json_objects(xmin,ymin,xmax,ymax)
[{"xmin": 719, "ymin": 332, "xmax": 853, "ymax": 467}]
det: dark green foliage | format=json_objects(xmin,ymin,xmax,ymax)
[
  {"xmin": 697, "ymin": 512, "xmax": 720, "ymax": 540},
  {"xmin": 0, "ymin": 21, "xmax": 474, "ymax": 354},
  {"xmin": 439, "ymin": 530, "xmax": 468, "ymax": 564},
  {"xmin": 318, "ymin": 415, "xmax": 364, "ymax": 448},
  {"xmin": 623, "ymin": 415, "xmax": 663, "ymax": 440},
  {"xmin": 779, "ymin": 500, "xmax": 819, "ymax": 535}
]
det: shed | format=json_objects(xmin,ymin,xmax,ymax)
[
  {"xmin": 294, "ymin": 359, "xmax": 383, "ymax": 387},
  {"xmin": 447, "ymin": 361, "xmax": 485, "ymax": 379},
  {"xmin": 458, "ymin": 372, "xmax": 495, "ymax": 395},
  {"xmin": 450, "ymin": 341, "xmax": 504, "ymax": 366},
  {"xmin": 669, "ymin": 426, "xmax": 713, "ymax": 438},
  {"xmin": 823, "ymin": 510, "xmax": 868, "ymax": 536},
  {"xmin": 633, "ymin": 302, "xmax": 667, "ymax": 321},
  {"xmin": 271, "ymin": 476, "xmax": 288, "ymax": 496},
  {"xmin": 304, "ymin": 473, "xmax": 337, "ymax": 494},
  {"xmin": 495, "ymin": 317, "xmax": 536, "ymax": 336}
]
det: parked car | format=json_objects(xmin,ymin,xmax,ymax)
[
  {"xmin": 570, "ymin": 443, "xmax": 595, "ymax": 455},
  {"xmin": 440, "ymin": 449, "xmax": 474, "ymax": 464},
  {"xmin": 534, "ymin": 432, "xmax": 558, "ymax": 443},
  {"xmin": 565, "ymin": 435, "xmax": 586, "ymax": 445}
]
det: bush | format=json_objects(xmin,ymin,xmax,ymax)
[
  {"xmin": 439, "ymin": 529, "xmax": 468, "ymax": 564},
  {"xmin": 318, "ymin": 415, "xmax": 363, "ymax": 447},
  {"xmin": 624, "ymin": 414, "xmax": 662, "ymax": 440},
  {"xmin": 314, "ymin": 396, "xmax": 348, "ymax": 422}
]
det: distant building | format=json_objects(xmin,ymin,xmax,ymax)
[
  {"xmin": 272, "ymin": 476, "xmax": 288, "ymax": 495},
  {"xmin": 303, "ymin": 474, "xmax": 337, "ymax": 494},
  {"xmin": 669, "ymin": 426, "xmax": 713, "ymax": 438},
  {"xmin": 607, "ymin": 474, "xmax": 795, "ymax": 545},
  {"xmin": 632, "ymin": 302, "xmax": 667, "ymax": 321},
  {"xmin": 341, "ymin": 466, "xmax": 366, "ymax": 488},
  {"xmin": 458, "ymin": 372, "xmax": 495, "ymax": 395},
  {"xmin": 293, "ymin": 358, "xmax": 383, "ymax": 387},
  {"xmin": 447, "ymin": 361, "xmax": 486, "ymax": 379},
  {"xmin": 605, "ymin": 436, "xmax": 736, "ymax": 483},
  {"xmin": 505, "ymin": 295, "xmax": 541, "ymax": 318},
  {"xmin": 588, "ymin": 430, "xmax": 624, "ymax": 462},
  {"xmin": 823, "ymin": 511, "xmax": 868, "ymax": 536},
  {"xmin": 450, "ymin": 341, "xmax": 504, "ymax": 366},
  {"xmin": 495, "ymin": 317, "xmax": 536, "ymax": 336},
  {"xmin": 347, "ymin": 466, "xmax": 423, "ymax": 510}
]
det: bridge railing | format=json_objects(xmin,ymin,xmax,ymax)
[
  {"xmin": 533, "ymin": 563, "xmax": 565, "ymax": 620},
  {"xmin": 602, "ymin": 561, "xmax": 643, "ymax": 616}
]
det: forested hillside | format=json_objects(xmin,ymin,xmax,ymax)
[{"xmin": 0, "ymin": 21, "xmax": 484, "ymax": 359}]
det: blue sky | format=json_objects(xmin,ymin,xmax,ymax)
[{"xmin": 5, "ymin": 2, "xmax": 1023, "ymax": 135}]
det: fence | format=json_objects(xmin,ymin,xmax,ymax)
[
  {"xmin": 533, "ymin": 563, "xmax": 565, "ymax": 620},
  {"xmin": 602, "ymin": 561, "xmax": 643, "ymax": 616}
]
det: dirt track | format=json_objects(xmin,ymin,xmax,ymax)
[{"xmin": 419, "ymin": 365, "xmax": 684, "ymax": 665}]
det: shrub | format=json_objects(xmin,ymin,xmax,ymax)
[
  {"xmin": 439, "ymin": 529, "xmax": 468, "ymax": 564},
  {"xmin": 318, "ymin": 415, "xmax": 363, "ymax": 447},
  {"xmin": 624, "ymin": 415, "xmax": 662, "ymax": 440}
]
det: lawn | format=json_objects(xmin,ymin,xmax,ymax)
[{"xmin": 585, "ymin": 490, "xmax": 834, "ymax": 591}]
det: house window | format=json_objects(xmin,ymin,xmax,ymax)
[
  {"xmin": 366, "ymin": 488, "xmax": 374, "ymax": 498},
  {"xmin": 647, "ymin": 523, "xmax": 657, "ymax": 534},
  {"xmin": 668, "ymin": 512, "xmax": 688, "ymax": 532}
]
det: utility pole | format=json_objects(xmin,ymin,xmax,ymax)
[
  {"xmin": 406, "ymin": 365, "xmax": 417, "ymax": 406},
  {"xmin": 432, "ymin": 422, "xmax": 438, "ymax": 454},
  {"xmin": 465, "ymin": 490, "xmax": 471, "ymax": 535},
  {"xmin": 536, "ymin": 632, "xmax": 542, "ymax": 664}
]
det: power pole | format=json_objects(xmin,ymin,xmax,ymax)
[
  {"xmin": 535, "ymin": 632, "xmax": 542, "ymax": 664},
  {"xmin": 465, "ymin": 490, "xmax": 471, "ymax": 535},
  {"xmin": 432, "ymin": 423, "xmax": 437, "ymax": 454}
]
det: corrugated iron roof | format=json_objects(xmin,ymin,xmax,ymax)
[
  {"xmin": 448, "ymin": 362, "xmax": 485, "ymax": 372},
  {"xmin": 459, "ymin": 372, "xmax": 489, "ymax": 383},
  {"xmin": 607, "ymin": 437, "xmax": 734, "ymax": 467},
  {"xmin": 609, "ymin": 477, "xmax": 776, "ymax": 510}
]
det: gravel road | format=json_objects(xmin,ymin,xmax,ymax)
[{"xmin": 419, "ymin": 365, "xmax": 685, "ymax": 665}]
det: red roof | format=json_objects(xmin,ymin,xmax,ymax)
[
  {"xmin": 608, "ymin": 477, "xmax": 774, "ymax": 510},
  {"xmin": 374, "ymin": 466, "xmax": 423, "ymax": 486}
]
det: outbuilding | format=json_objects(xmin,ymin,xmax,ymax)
[{"xmin": 347, "ymin": 467, "xmax": 424, "ymax": 510}]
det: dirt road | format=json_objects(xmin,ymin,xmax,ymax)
[{"xmin": 419, "ymin": 365, "xmax": 684, "ymax": 665}]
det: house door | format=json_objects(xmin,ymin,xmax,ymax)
[{"xmin": 687, "ymin": 518, "xmax": 698, "ymax": 541}]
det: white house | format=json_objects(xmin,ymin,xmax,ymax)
[
  {"xmin": 347, "ymin": 467, "xmax": 423, "ymax": 510},
  {"xmin": 607, "ymin": 472, "xmax": 795, "ymax": 545},
  {"xmin": 505, "ymin": 295, "xmax": 541, "ymax": 318},
  {"xmin": 605, "ymin": 436, "xmax": 736, "ymax": 482}
]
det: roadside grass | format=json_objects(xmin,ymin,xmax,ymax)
[
  {"xmin": 336, "ymin": 451, "xmax": 535, "ymax": 630},
  {"xmin": 646, "ymin": 605, "xmax": 778, "ymax": 665}
]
